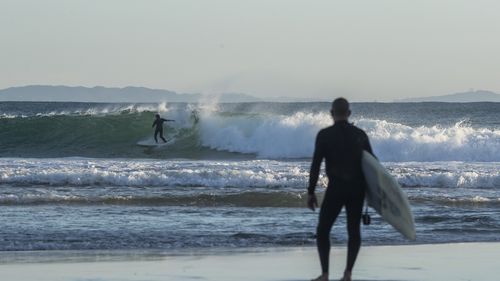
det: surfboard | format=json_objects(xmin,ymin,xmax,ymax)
[
  {"xmin": 136, "ymin": 138, "xmax": 174, "ymax": 147},
  {"xmin": 361, "ymin": 151, "xmax": 416, "ymax": 240}
]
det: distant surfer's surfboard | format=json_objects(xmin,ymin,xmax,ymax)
[
  {"xmin": 136, "ymin": 138, "xmax": 175, "ymax": 147},
  {"xmin": 362, "ymin": 151, "xmax": 416, "ymax": 240}
]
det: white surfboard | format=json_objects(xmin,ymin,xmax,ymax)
[
  {"xmin": 362, "ymin": 151, "xmax": 416, "ymax": 240},
  {"xmin": 136, "ymin": 138, "xmax": 175, "ymax": 147}
]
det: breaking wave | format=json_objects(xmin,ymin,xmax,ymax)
[{"xmin": 0, "ymin": 102, "xmax": 498, "ymax": 161}]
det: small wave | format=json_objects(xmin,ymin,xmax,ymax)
[
  {"xmin": 0, "ymin": 192, "xmax": 307, "ymax": 207},
  {"xmin": 0, "ymin": 159, "xmax": 313, "ymax": 188},
  {"xmin": 0, "ymin": 102, "xmax": 171, "ymax": 118},
  {"xmin": 0, "ymin": 158, "xmax": 498, "ymax": 190},
  {"xmin": 0, "ymin": 113, "xmax": 26, "ymax": 119},
  {"xmin": 389, "ymin": 162, "xmax": 500, "ymax": 189},
  {"xmin": 414, "ymin": 197, "xmax": 500, "ymax": 207}
]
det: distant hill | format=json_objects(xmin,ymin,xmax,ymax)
[
  {"xmin": 398, "ymin": 90, "xmax": 500, "ymax": 102},
  {"xmin": 0, "ymin": 85, "xmax": 261, "ymax": 103}
]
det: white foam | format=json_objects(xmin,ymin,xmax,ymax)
[
  {"xmin": 197, "ymin": 111, "xmax": 500, "ymax": 161},
  {"xmin": 0, "ymin": 158, "xmax": 498, "ymax": 189},
  {"xmin": 358, "ymin": 119, "xmax": 500, "ymax": 162},
  {"xmin": 0, "ymin": 114, "xmax": 25, "ymax": 119},
  {"xmin": 199, "ymin": 112, "xmax": 331, "ymax": 158},
  {"xmin": 386, "ymin": 162, "xmax": 500, "ymax": 189},
  {"xmin": 0, "ymin": 158, "xmax": 314, "ymax": 188}
]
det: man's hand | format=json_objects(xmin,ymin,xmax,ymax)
[{"xmin": 307, "ymin": 193, "xmax": 318, "ymax": 212}]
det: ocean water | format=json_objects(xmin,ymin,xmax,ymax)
[{"xmin": 0, "ymin": 101, "xmax": 499, "ymax": 251}]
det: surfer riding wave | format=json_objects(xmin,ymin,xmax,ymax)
[{"xmin": 152, "ymin": 114, "xmax": 175, "ymax": 143}]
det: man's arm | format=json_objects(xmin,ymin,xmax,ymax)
[
  {"xmin": 152, "ymin": 120, "xmax": 157, "ymax": 128},
  {"xmin": 161, "ymin": 118, "xmax": 175, "ymax": 122},
  {"xmin": 307, "ymin": 131, "xmax": 324, "ymax": 211},
  {"xmin": 308, "ymin": 132, "xmax": 324, "ymax": 195}
]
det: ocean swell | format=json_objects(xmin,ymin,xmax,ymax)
[{"xmin": 0, "ymin": 102, "xmax": 499, "ymax": 161}]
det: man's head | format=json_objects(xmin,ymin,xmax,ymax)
[
  {"xmin": 155, "ymin": 114, "xmax": 160, "ymax": 119},
  {"xmin": 330, "ymin": 97, "xmax": 351, "ymax": 121}
]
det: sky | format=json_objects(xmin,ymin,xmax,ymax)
[{"xmin": 1, "ymin": 0, "xmax": 500, "ymax": 101}]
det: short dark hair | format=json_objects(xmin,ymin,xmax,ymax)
[{"xmin": 331, "ymin": 97, "xmax": 350, "ymax": 116}]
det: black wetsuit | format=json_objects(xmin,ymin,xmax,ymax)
[
  {"xmin": 152, "ymin": 118, "xmax": 172, "ymax": 143},
  {"xmin": 308, "ymin": 120, "xmax": 373, "ymax": 274}
]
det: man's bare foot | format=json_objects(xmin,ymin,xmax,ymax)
[{"xmin": 311, "ymin": 273, "xmax": 328, "ymax": 281}]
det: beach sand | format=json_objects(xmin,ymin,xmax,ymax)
[{"xmin": 0, "ymin": 242, "xmax": 497, "ymax": 281}]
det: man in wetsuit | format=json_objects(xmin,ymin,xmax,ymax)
[
  {"xmin": 152, "ymin": 114, "xmax": 174, "ymax": 143},
  {"xmin": 308, "ymin": 98, "xmax": 374, "ymax": 281}
]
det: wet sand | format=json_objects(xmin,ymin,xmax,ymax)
[{"xmin": 0, "ymin": 242, "xmax": 497, "ymax": 281}]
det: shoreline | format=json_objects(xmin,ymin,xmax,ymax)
[{"xmin": 0, "ymin": 242, "xmax": 497, "ymax": 281}]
